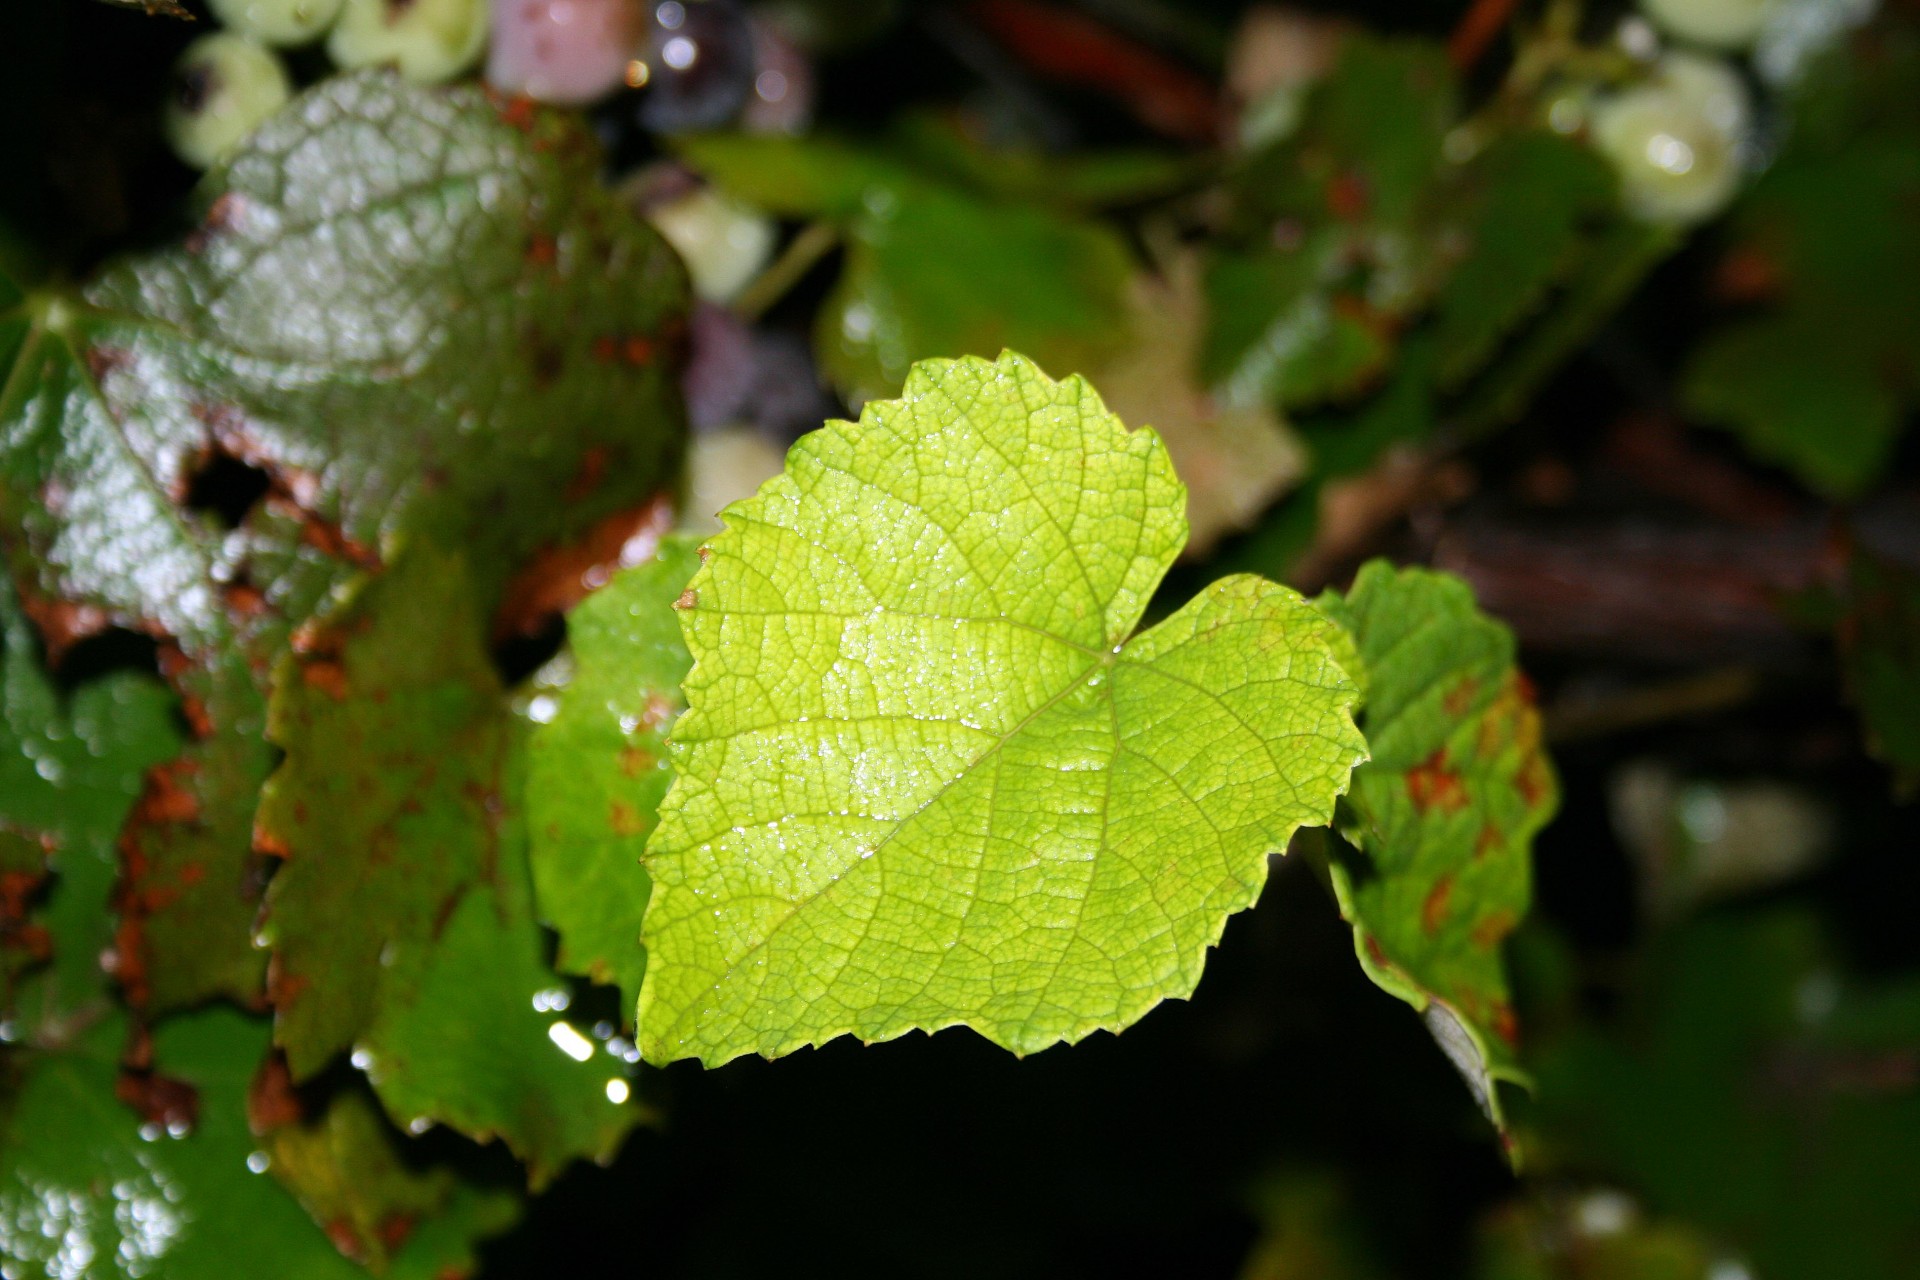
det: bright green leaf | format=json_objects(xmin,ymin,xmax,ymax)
[
  {"xmin": 527, "ymin": 537, "xmax": 701, "ymax": 1020},
  {"xmin": 1316, "ymin": 562, "xmax": 1556, "ymax": 1132},
  {"xmin": 0, "ymin": 70, "xmax": 686, "ymax": 1012},
  {"xmin": 637, "ymin": 352, "xmax": 1366, "ymax": 1066}
]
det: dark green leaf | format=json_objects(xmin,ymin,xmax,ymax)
[
  {"xmin": 0, "ymin": 70, "xmax": 686, "ymax": 1011},
  {"xmin": 1431, "ymin": 133, "xmax": 1618, "ymax": 388},
  {"xmin": 257, "ymin": 547, "xmax": 641, "ymax": 1185},
  {"xmin": 0, "ymin": 579, "xmax": 180, "ymax": 1030},
  {"xmin": 0, "ymin": 1006, "xmax": 507, "ymax": 1279}
]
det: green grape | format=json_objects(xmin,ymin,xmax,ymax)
[
  {"xmin": 644, "ymin": 186, "xmax": 775, "ymax": 304},
  {"xmin": 328, "ymin": 0, "xmax": 489, "ymax": 85},
  {"xmin": 208, "ymin": 0, "xmax": 344, "ymax": 47},
  {"xmin": 1591, "ymin": 51, "xmax": 1750, "ymax": 225},
  {"xmin": 1639, "ymin": 0, "xmax": 1777, "ymax": 49},
  {"xmin": 163, "ymin": 33, "xmax": 292, "ymax": 170}
]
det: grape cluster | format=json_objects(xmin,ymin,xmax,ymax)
[{"xmin": 166, "ymin": 0, "xmax": 489, "ymax": 168}]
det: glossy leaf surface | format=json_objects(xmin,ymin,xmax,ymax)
[
  {"xmin": 527, "ymin": 537, "xmax": 702, "ymax": 1019},
  {"xmin": 638, "ymin": 352, "xmax": 1366, "ymax": 1065},
  {"xmin": 0, "ymin": 70, "xmax": 686, "ymax": 1011}
]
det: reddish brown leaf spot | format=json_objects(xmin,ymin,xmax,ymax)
[
  {"xmin": 83, "ymin": 345, "xmax": 131, "ymax": 384},
  {"xmin": 177, "ymin": 860, "xmax": 205, "ymax": 887},
  {"xmin": 618, "ymin": 745, "xmax": 656, "ymax": 777},
  {"xmin": 132, "ymin": 759, "xmax": 202, "ymax": 828},
  {"xmin": 674, "ymin": 588, "xmax": 697, "ymax": 611},
  {"xmin": 11, "ymin": 588, "xmax": 115, "ymax": 667},
  {"xmin": 1714, "ymin": 245, "xmax": 1782, "ymax": 303},
  {"xmin": 1443, "ymin": 676, "xmax": 1479, "ymax": 719},
  {"xmin": 491, "ymin": 494, "xmax": 674, "ymax": 641},
  {"xmin": 622, "ymin": 335, "xmax": 655, "ymax": 367},
  {"xmin": 268, "ymin": 959, "xmax": 311, "ymax": 1010},
  {"xmin": 116, "ymin": 1067, "xmax": 199, "ymax": 1134},
  {"xmin": 526, "ymin": 233, "xmax": 558, "ymax": 267},
  {"xmin": 247, "ymin": 1052, "xmax": 303, "ymax": 1133},
  {"xmin": 377, "ymin": 1214, "xmax": 418, "ymax": 1253},
  {"xmin": 325, "ymin": 1219, "xmax": 365, "ymax": 1262},
  {"xmin": 639, "ymin": 690, "xmax": 678, "ymax": 732},
  {"xmin": 1327, "ymin": 171, "xmax": 1370, "ymax": 221},
  {"xmin": 1421, "ymin": 876, "xmax": 1454, "ymax": 934},
  {"xmin": 1471, "ymin": 909, "xmax": 1518, "ymax": 951},
  {"xmin": 1405, "ymin": 749, "xmax": 1468, "ymax": 814},
  {"xmin": 300, "ymin": 658, "xmax": 350, "ymax": 700},
  {"xmin": 221, "ymin": 580, "xmax": 271, "ymax": 619},
  {"xmin": 1474, "ymin": 822, "xmax": 1502, "ymax": 859},
  {"xmin": 591, "ymin": 336, "xmax": 619, "ymax": 364},
  {"xmin": 492, "ymin": 92, "xmax": 539, "ymax": 133},
  {"xmin": 565, "ymin": 445, "xmax": 611, "ymax": 504},
  {"xmin": 1491, "ymin": 1001, "xmax": 1519, "ymax": 1046},
  {"xmin": 608, "ymin": 801, "xmax": 648, "ymax": 837}
]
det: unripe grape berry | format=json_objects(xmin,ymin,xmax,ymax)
[
  {"xmin": 645, "ymin": 185, "xmax": 774, "ymax": 303},
  {"xmin": 1638, "ymin": 0, "xmax": 1776, "ymax": 50},
  {"xmin": 329, "ymin": 0, "xmax": 490, "ymax": 85},
  {"xmin": 208, "ymin": 0, "xmax": 345, "ymax": 47},
  {"xmin": 1591, "ymin": 51, "xmax": 1750, "ymax": 224},
  {"xmin": 164, "ymin": 34, "xmax": 292, "ymax": 170},
  {"xmin": 487, "ymin": 0, "xmax": 643, "ymax": 105}
]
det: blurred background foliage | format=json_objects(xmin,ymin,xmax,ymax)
[{"xmin": 2, "ymin": 0, "xmax": 1919, "ymax": 1276}]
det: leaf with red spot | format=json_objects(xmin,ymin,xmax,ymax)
[
  {"xmin": 525, "ymin": 535, "xmax": 701, "ymax": 1023},
  {"xmin": 255, "ymin": 547, "xmax": 643, "ymax": 1186},
  {"xmin": 1316, "ymin": 560, "xmax": 1557, "ymax": 1140},
  {"xmin": 0, "ymin": 70, "xmax": 687, "ymax": 1012}
]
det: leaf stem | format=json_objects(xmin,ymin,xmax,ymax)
[{"xmin": 733, "ymin": 222, "xmax": 840, "ymax": 325}]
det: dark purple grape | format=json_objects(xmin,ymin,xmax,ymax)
[{"xmin": 635, "ymin": 0, "xmax": 755, "ymax": 132}]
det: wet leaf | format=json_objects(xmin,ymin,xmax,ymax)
[
  {"xmin": 254, "ymin": 549, "xmax": 513, "ymax": 1081},
  {"xmin": 527, "ymin": 537, "xmax": 701, "ymax": 1021},
  {"xmin": 257, "ymin": 1083, "xmax": 519, "ymax": 1274},
  {"xmin": 679, "ymin": 134, "xmax": 1132, "ymax": 406},
  {"xmin": 0, "ymin": 70, "xmax": 687, "ymax": 1011},
  {"xmin": 1316, "ymin": 562, "xmax": 1557, "ymax": 1134},
  {"xmin": 638, "ymin": 352, "xmax": 1366, "ymax": 1066},
  {"xmin": 257, "ymin": 547, "xmax": 641, "ymax": 1185},
  {"xmin": 0, "ymin": 1006, "xmax": 507, "ymax": 1279},
  {"xmin": 0, "ymin": 579, "xmax": 180, "ymax": 1030}
]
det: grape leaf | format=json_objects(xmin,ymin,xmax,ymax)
[
  {"xmin": 678, "ymin": 134, "xmax": 1132, "ymax": 406},
  {"xmin": 1430, "ymin": 132, "xmax": 1617, "ymax": 389},
  {"xmin": 0, "ymin": 70, "xmax": 686, "ymax": 1012},
  {"xmin": 0, "ymin": 577, "xmax": 180, "ymax": 1030},
  {"xmin": 527, "ymin": 537, "xmax": 701, "ymax": 1020},
  {"xmin": 257, "ymin": 547, "xmax": 640, "ymax": 1185},
  {"xmin": 0, "ymin": 1006, "xmax": 509, "ymax": 1280},
  {"xmin": 1316, "ymin": 562, "xmax": 1556, "ymax": 1133},
  {"xmin": 256, "ymin": 1081, "xmax": 520, "ymax": 1272},
  {"xmin": 254, "ymin": 549, "xmax": 513, "ymax": 1081},
  {"xmin": 637, "ymin": 352, "xmax": 1366, "ymax": 1066}
]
